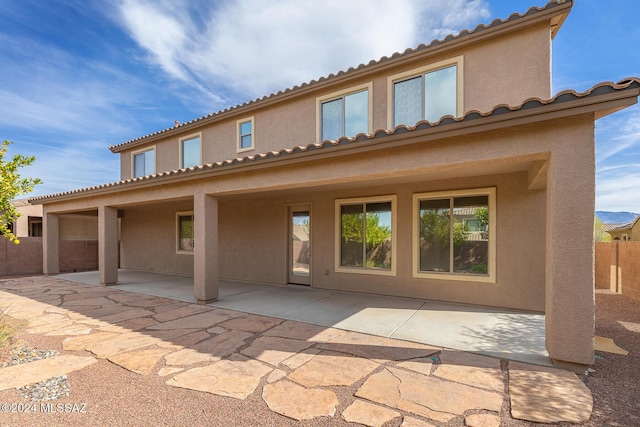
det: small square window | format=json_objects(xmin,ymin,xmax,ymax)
[
  {"xmin": 237, "ymin": 117, "xmax": 255, "ymax": 152},
  {"xmin": 132, "ymin": 147, "xmax": 155, "ymax": 178}
]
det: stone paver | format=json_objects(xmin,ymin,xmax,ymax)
[
  {"xmin": 0, "ymin": 277, "xmax": 596, "ymax": 425},
  {"xmin": 152, "ymin": 304, "xmax": 212, "ymax": 322},
  {"xmin": 400, "ymin": 417, "xmax": 437, "ymax": 427},
  {"xmin": 281, "ymin": 347, "xmax": 321, "ymax": 370},
  {"xmin": 86, "ymin": 331, "xmax": 164, "ymax": 358},
  {"xmin": 157, "ymin": 367, "xmax": 183, "ymax": 377},
  {"xmin": 99, "ymin": 308, "xmax": 155, "ymax": 323},
  {"xmin": 396, "ymin": 357, "xmax": 434, "ymax": 376},
  {"xmin": 263, "ymin": 320, "xmax": 337, "ymax": 342},
  {"xmin": 288, "ymin": 350, "xmax": 379, "ymax": 387},
  {"xmin": 240, "ymin": 336, "xmax": 314, "ymax": 367},
  {"xmin": 262, "ymin": 380, "xmax": 339, "ymax": 421},
  {"xmin": 509, "ymin": 362, "xmax": 593, "ymax": 424},
  {"xmin": 465, "ymin": 413, "xmax": 501, "ymax": 427},
  {"xmin": 167, "ymin": 353, "xmax": 272, "ymax": 399},
  {"xmin": 61, "ymin": 296, "xmax": 117, "ymax": 307},
  {"xmin": 107, "ymin": 347, "xmax": 173, "ymax": 375},
  {"xmin": 147, "ymin": 309, "xmax": 242, "ymax": 330},
  {"xmin": 218, "ymin": 314, "xmax": 283, "ymax": 333},
  {"xmin": 319, "ymin": 329, "xmax": 440, "ymax": 362},
  {"xmin": 342, "ymin": 400, "xmax": 400, "ymax": 426},
  {"xmin": 62, "ymin": 331, "xmax": 121, "ymax": 351},
  {"xmin": 356, "ymin": 367, "xmax": 503, "ymax": 423},
  {"xmin": 434, "ymin": 351, "xmax": 504, "ymax": 393},
  {"xmin": 164, "ymin": 330, "xmax": 252, "ymax": 366},
  {"xmin": 45, "ymin": 323, "xmax": 93, "ymax": 336},
  {"xmin": 0, "ymin": 355, "xmax": 96, "ymax": 391}
]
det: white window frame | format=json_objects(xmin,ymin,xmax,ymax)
[
  {"xmin": 131, "ymin": 146, "xmax": 156, "ymax": 178},
  {"xmin": 237, "ymin": 116, "xmax": 255, "ymax": 153},
  {"xmin": 334, "ymin": 195, "xmax": 397, "ymax": 277},
  {"xmin": 179, "ymin": 132, "xmax": 202, "ymax": 169},
  {"xmin": 412, "ymin": 187, "xmax": 496, "ymax": 283},
  {"xmin": 176, "ymin": 211, "xmax": 194, "ymax": 254},
  {"xmin": 387, "ymin": 56, "xmax": 464, "ymax": 129},
  {"xmin": 316, "ymin": 82, "xmax": 373, "ymax": 142}
]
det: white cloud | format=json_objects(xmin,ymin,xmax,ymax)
[
  {"xmin": 116, "ymin": 0, "xmax": 490, "ymax": 105},
  {"xmin": 595, "ymin": 105, "xmax": 640, "ymax": 212}
]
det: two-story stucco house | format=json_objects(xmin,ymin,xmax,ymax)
[{"xmin": 30, "ymin": 0, "xmax": 640, "ymax": 371}]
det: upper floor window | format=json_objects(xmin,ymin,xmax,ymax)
[
  {"xmin": 317, "ymin": 83, "xmax": 372, "ymax": 142},
  {"xmin": 180, "ymin": 133, "xmax": 201, "ymax": 169},
  {"xmin": 237, "ymin": 117, "xmax": 255, "ymax": 152},
  {"xmin": 132, "ymin": 147, "xmax": 155, "ymax": 178},
  {"xmin": 388, "ymin": 56, "xmax": 463, "ymax": 128}
]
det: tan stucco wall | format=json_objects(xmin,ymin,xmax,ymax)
[
  {"xmin": 119, "ymin": 202, "xmax": 194, "ymax": 275},
  {"xmin": 110, "ymin": 170, "xmax": 545, "ymax": 311},
  {"xmin": 13, "ymin": 204, "xmax": 42, "ymax": 238},
  {"xmin": 59, "ymin": 215, "xmax": 98, "ymax": 240},
  {"xmin": 118, "ymin": 20, "xmax": 552, "ymax": 180}
]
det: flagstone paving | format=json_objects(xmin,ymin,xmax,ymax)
[{"xmin": 0, "ymin": 276, "xmax": 595, "ymax": 425}]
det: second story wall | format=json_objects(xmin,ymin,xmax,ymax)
[{"xmin": 118, "ymin": 17, "xmax": 554, "ymax": 180}]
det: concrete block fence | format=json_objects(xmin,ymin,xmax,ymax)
[{"xmin": 0, "ymin": 238, "xmax": 98, "ymax": 276}]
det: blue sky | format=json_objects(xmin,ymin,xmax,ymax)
[{"xmin": 1, "ymin": 0, "xmax": 638, "ymax": 212}]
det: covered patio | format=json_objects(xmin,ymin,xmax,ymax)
[{"xmin": 56, "ymin": 269, "xmax": 549, "ymax": 366}]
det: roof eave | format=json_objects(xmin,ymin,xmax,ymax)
[{"xmin": 32, "ymin": 79, "xmax": 639, "ymax": 206}]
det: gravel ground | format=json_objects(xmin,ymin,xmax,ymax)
[{"xmin": 0, "ymin": 289, "xmax": 638, "ymax": 426}]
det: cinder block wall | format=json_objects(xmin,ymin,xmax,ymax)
[
  {"xmin": 619, "ymin": 242, "xmax": 640, "ymax": 301},
  {"xmin": 595, "ymin": 241, "xmax": 640, "ymax": 301},
  {"xmin": 595, "ymin": 242, "xmax": 616, "ymax": 290},
  {"xmin": 0, "ymin": 238, "xmax": 98, "ymax": 276}
]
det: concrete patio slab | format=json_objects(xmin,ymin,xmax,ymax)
[{"xmin": 55, "ymin": 269, "xmax": 551, "ymax": 366}]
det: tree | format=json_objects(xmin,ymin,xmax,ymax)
[
  {"xmin": 1, "ymin": 140, "xmax": 42, "ymax": 244},
  {"xmin": 594, "ymin": 217, "xmax": 611, "ymax": 242}
]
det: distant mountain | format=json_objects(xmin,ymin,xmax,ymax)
[{"xmin": 596, "ymin": 211, "xmax": 639, "ymax": 224}]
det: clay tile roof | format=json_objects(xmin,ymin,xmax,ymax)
[
  {"xmin": 28, "ymin": 77, "xmax": 640, "ymax": 204},
  {"xmin": 107, "ymin": 0, "xmax": 572, "ymax": 153}
]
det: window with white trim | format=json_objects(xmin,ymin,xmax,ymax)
[
  {"xmin": 176, "ymin": 212, "xmax": 194, "ymax": 253},
  {"xmin": 318, "ymin": 83, "xmax": 372, "ymax": 141},
  {"xmin": 132, "ymin": 147, "xmax": 155, "ymax": 178},
  {"xmin": 335, "ymin": 195, "xmax": 396, "ymax": 276},
  {"xmin": 237, "ymin": 117, "xmax": 254, "ymax": 152},
  {"xmin": 413, "ymin": 188, "xmax": 495, "ymax": 282},
  {"xmin": 180, "ymin": 134, "xmax": 201, "ymax": 168},
  {"xmin": 389, "ymin": 56, "xmax": 462, "ymax": 128}
]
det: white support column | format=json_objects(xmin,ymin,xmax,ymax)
[
  {"xmin": 194, "ymin": 191, "xmax": 219, "ymax": 302},
  {"xmin": 98, "ymin": 205, "xmax": 118, "ymax": 285},
  {"xmin": 43, "ymin": 211, "xmax": 59, "ymax": 275}
]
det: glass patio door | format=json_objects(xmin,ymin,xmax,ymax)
[{"xmin": 288, "ymin": 205, "xmax": 311, "ymax": 285}]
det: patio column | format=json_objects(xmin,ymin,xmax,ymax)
[
  {"xmin": 545, "ymin": 118, "xmax": 595, "ymax": 371},
  {"xmin": 98, "ymin": 205, "xmax": 118, "ymax": 285},
  {"xmin": 194, "ymin": 191, "xmax": 219, "ymax": 302},
  {"xmin": 43, "ymin": 211, "xmax": 59, "ymax": 275}
]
